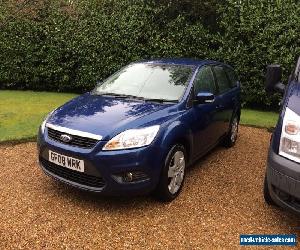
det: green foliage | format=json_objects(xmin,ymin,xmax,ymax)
[
  {"xmin": 216, "ymin": 0, "xmax": 300, "ymax": 108},
  {"xmin": 0, "ymin": 0, "xmax": 299, "ymax": 108}
]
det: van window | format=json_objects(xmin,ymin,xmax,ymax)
[
  {"xmin": 194, "ymin": 66, "xmax": 216, "ymax": 95},
  {"xmin": 213, "ymin": 66, "xmax": 231, "ymax": 93}
]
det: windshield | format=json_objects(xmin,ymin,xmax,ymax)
[{"xmin": 93, "ymin": 63, "xmax": 194, "ymax": 101}]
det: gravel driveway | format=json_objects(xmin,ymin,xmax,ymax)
[{"xmin": 0, "ymin": 126, "xmax": 299, "ymax": 249}]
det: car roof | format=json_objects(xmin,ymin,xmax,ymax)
[{"xmin": 138, "ymin": 58, "xmax": 224, "ymax": 67}]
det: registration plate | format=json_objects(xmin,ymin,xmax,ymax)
[{"xmin": 48, "ymin": 150, "xmax": 84, "ymax": 173}]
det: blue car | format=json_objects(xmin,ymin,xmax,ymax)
[
  {"xmin": 264, "ymin": 57, "xmax": 300, "ymax": 214},
  {"xmin": 37, "ymin": 59, "xmax": 241, "ymax": 201}
]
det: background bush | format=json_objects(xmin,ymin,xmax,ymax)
[{"xmin": 0, "ymin": 0, "xmax": 299, "ymax": 108}]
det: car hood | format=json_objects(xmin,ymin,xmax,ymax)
[{"xmin": 47, "ymin": 93, "xmax": 174, "ymax": 140}]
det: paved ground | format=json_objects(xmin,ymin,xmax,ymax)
[{"xmin": 0, "ymin": 126, "xmax": 299, "ymax": 249}]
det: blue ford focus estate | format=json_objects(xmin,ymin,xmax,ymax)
[{"xmin": 37, "ymin": 59, "xmax": 241, "ymax": 201}]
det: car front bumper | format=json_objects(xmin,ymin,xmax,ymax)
[
  {"xmin": 266, "ymin": 148, "xmax": 300, "ymax": 215},
  {"xmin": 37, "ymin": 130, "xmax": 166, "ymax": 196}
]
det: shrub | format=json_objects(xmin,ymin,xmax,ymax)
[
  {"xmin": 0, "ymin": 0, "xmax": 299, "ymax": 109},
  {"xmin": 216, "ymin": 0, "xmax": 300, "ymax": 108}
]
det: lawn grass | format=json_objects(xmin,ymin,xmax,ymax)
[
  {"xmin": 0, "ymin": 90, "xmax": 279, "ymax": 143},
  {"xmin": 0, "ymin": 90, "xmax": 77, "ymax": 142},
  {"xmin": 240, "ymin": 109, "xmax": 278, "ymax": 129}
]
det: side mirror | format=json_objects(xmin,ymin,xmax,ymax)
[
  {"xmin": 265, "ymin": 65, "xmax": 285, "ymax": 94},
  {"xmin": 195, "ymin": 92, "xmax": 215, "ymax": 104}
]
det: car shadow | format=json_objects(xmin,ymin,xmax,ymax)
[
  {"xmin": 186, "ymin": 144, "xmax": 224, "ymax": 173},
  {"xmin": 47, "ymin": 178, "xmax": 166, "ymax": 212}
]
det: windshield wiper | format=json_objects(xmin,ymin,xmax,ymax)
[
  {"xmin": 93, "ymin": 92, "xmax": 177, "ymax": 103},
  {"xmin": 97, "ymin": 92, "xmax": 145, "ymax": 100},
  {"xmin": 144, "ymin": 98, "xmax": 177, "ymax": 103}
]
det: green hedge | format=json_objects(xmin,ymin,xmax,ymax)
[
  {"xmin": 216, "ymin": 0, "xmax": 300, "ymax": 107},
  {"xmin": 0, "ymin": 0, "xmax": 299, "ymax": 108}
]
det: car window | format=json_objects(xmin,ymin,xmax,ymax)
[
  {"xmin": 193, "ymin": 66, "xmax": 216, "ymax": 95},
  {"xmin": 93, "ymin": 63, "xmax": 194, "ymax": 101},
  {"xmin": 213, "ymin": 66, "xmax": 231, "ymax": 93},
  {"xmin": 225, "ymin": 67, "xmax": 238, "ymax": 87}
]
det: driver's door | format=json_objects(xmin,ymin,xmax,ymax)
[{"xmin": 190, "ymin": 66, "xmax": 224, "ymax": 158}]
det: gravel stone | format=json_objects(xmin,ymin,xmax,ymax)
[{"xmin": 0, "ymin": 126, "xmax": 299, "ymax": 249}]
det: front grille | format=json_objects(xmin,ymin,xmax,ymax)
[
  {"xmin": 47, "ymin": 127, "xmax": 98, "ymax": 149},
  {"xmin": 40, "ymin": 158, "xmax": 105, "ymax": 188}
]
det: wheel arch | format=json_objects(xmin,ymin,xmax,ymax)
[{"xmin": 160, "ymin": 121, "xmax": 193, "ymax": 165}]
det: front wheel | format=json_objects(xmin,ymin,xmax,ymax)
[
  {"xmin": 154, "ymin": 145, "xmax": 186, "ymax": 202},
  {"xmin": 223, "ymin": 115, "xmax": 239, "ymax": 148}
]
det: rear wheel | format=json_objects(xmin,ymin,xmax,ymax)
[
  {"xmin": 154, "ymin": 145, "xmax": 186, "ymax": 202},
  {"xmin": 223, "ymin": 115, "xmax": 239, "ymax": 148},
  {"xmin": 263, "ymin": 173, "xmax": 277, "ymax": 206}
]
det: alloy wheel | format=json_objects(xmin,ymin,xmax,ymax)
[
  {"xmin": 167, "ymin": 151, "xmax": 185, "ymax": 195},
  {"xmin": 230, "ymin": 117, "xmax": 239, "ymax": 143}
]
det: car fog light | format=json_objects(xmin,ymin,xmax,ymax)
[
  {"xmin": 112, "ymin": 171, "xmax": 149, "ymax": 183},
  {"xmin": 124, "ymin": 172, "xmax": 133, "ymax": 182}
]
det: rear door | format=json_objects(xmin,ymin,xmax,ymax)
[{"xmin": 212, "ymin": 65, "xmax": 236, "ymax": 135}]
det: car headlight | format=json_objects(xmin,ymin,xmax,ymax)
[
  {"xmin": 41, "ymin": 110, "xmax": 55, "ymax": 134},
  {"xmin": 103, "ymin": 125, "xmax": 160, "ymax": 151},
  {"xmin": 279, "ymin": 107, "xmax": 300, "ymax": 163}
]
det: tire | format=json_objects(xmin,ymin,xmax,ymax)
[
  {"xmin": 154, "ymin": 145, "xmax": 186, "ymax": 202},
  {"xmin": 223, "ymin": 114, "xmax": 239, "ymax": 148},
  {"xmin": 263, "ymin": 173, "xmax": 277, "ymax": 206}
]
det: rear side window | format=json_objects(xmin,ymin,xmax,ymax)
[
  {"xmin": 193, "ymin": 66, "xmax": 216, "ymax": 95},
  {"xmin": 225, "ymin": 67, "xmax": 238, "ymax": 87},
  {"xmin": 213, "ymin": 66, "xmax": 231, "ymax": 93}
]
